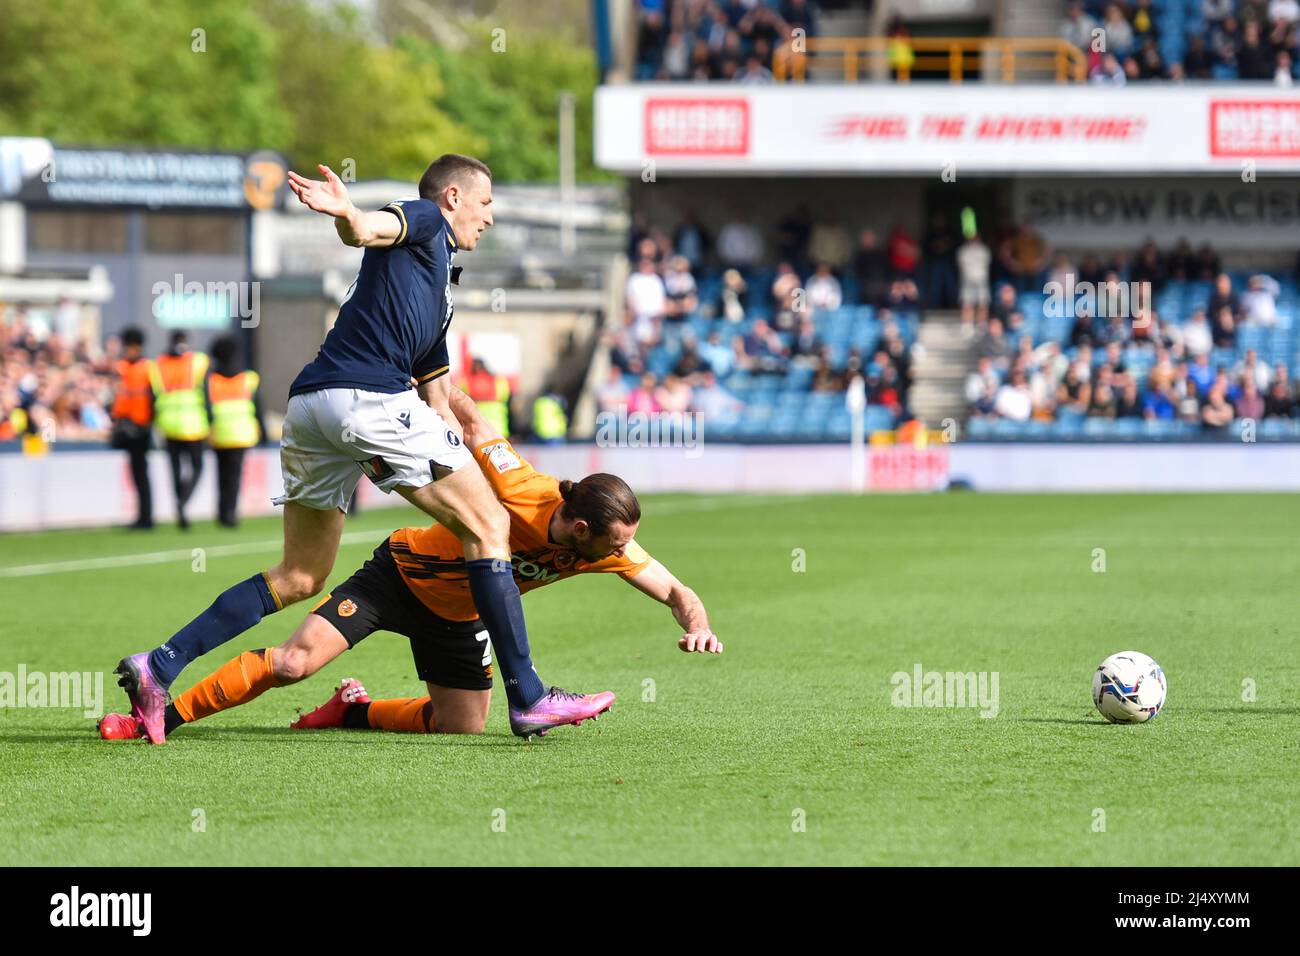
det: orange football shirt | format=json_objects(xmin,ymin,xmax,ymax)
[{"xmin": 388, "ymin": 439, "xmax": 651, "ymax": 621}]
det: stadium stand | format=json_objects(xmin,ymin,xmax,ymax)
[
  {"xmin": 960, "ymin": 244, "xmax": 1300, "ymax": 440},
  {"xmin": 1067, "ymin": 0, "xmax": 1300, "ymax": 83},
  {"xmin": 634, "ymin": 0, "xmax": 1300, "ymax": 85},
  {"xmin": 607, "ymin": 218, "xmax": 920, "ymax": 441}
]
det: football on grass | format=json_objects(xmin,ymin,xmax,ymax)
[{"xmin": 1092, "ymin": 651, "xmax": 1167, "ymax": 723}]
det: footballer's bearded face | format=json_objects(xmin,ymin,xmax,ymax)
[
  {"xmin": 571, "ymin": 520, "xmax": 639, "ymax": 563},
  {"xmin": 446, "ymin": 172, "xmax": 494, "ymax": 251}
]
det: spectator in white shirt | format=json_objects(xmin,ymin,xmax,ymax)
[
  {"xmin": 1235, "ymin": 349, "xmax": 1274, "ymax": 392},
  {"xmin": 1183, "ymin": 308, "xmax": 1214, "ymax": 357},
  {"xmin": 627, "ymin": 257, "xmax": 666, "ymax": 320},
  {"xmin": 957, "ymin": 233, "xmax": 992, "ymax": 332},
  {"xmin": 626, "ymin": 256, "xmax": 667, "ymax": 346},
  {"xmin": 805, "ymin": 263, "xmax": 843, "ymax": 312},
  {"xmin": 1269, "ymin": 0, "xmax": 1300, "ymax": 25},
  {"xmin": 1277, "ymin": 50, "xmax": 1295, "ymax": 86},
  {"xmin": 1241, "ymin": 273, "xmax": 1280, "ymax": 325},
  {"xmin": 965, "ymin": 357, "xmax": 999, "ymax": 407},
  {"xmin": 994, "ymin": 368, "xmax": 1033, "ymax": 422}
]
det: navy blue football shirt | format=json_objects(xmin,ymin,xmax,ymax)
[{"xmin": 290, "ymin": 198, "xmax": 460, "ymax": 397}]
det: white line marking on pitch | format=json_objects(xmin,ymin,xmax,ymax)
[{"xmin": 0, "ymin": 495, "xmax": 808, "ymax": 579}]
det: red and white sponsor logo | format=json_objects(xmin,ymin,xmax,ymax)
[
  {"xmin": 1210, "ymin": 100, "xmax": 1300, "ymax": 156},
  {"xmin": 867, "ymin": 446, "xmax": 950, "ymax": 491},
  {"xmin": 644, "ymin": 98, "xmax": 750, "ymax": 155}
]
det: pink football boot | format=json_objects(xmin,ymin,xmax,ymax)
[{"xmin": 508, "ymin": 687, "xmax": 615, "ymax": 739}]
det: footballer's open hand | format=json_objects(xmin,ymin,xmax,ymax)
[
  {"xmin": 678, "ymin": 631, "xmax": 723, "ymax": 654},
  {"xmin": 287, "ymin": 164, "xmax": 354, "ymax": 218}
]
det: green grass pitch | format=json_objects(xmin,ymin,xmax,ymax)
[{"xmin": 0, "ymin": 492, "xmax": 1296, "ymax": 866}]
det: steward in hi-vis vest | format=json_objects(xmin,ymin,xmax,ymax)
[
  {"xmin": 531, "ymin": 388, "xmax": 568, "ymax": 444},
  {"xmin": 153, "ymin": 331, "xmax": 208, "ymax": 530},
  {"xmin": 461, "ymin": 357, "xmax": 510, "ymax": 438},
  {"xmin": 207, "ymin": 335, "xmax": 264, "ymax": 529},
  {"xmin": 111, "ymin": 327, "xmax": 156, "ymax": 530}
]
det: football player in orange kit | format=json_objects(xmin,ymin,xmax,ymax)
[{"xmin": 98, "ymin": 387, "xmax": 722, "ymax": 741}]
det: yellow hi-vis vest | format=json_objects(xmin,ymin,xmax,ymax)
[
  {"xmin": 208, "ymin": 371, "xmax": 260, "ymax": 449},
  {"xmin": 477, "ymin": 376, "xmax": 510, "ymax": 437},
  {"xmin": 532, "ymin": 394, "xmax": 567, "ymax": 440},
  {"xmin": 151, "ymin": 351, "xmax": 211, "ymax": 441}
]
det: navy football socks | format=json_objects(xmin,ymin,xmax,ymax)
[
  {"xmin": 147, "ymin": 573, "xmax": 281, "ymax": 688},
  {"xmin": 466, "ymin": 558, "xmax": 546, "ymax": 709}
]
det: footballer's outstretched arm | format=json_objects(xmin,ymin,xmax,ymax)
[
  {"xmin": 626, "ymin": 559, "xmax": 723, "ymax": 654},
  {"xmin": 287, "ymin": 164, "xmax": 402, "ymax": 248}
]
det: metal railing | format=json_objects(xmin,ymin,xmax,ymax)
[{"xmin": 773, "ymin": 36, "xmax": 1089, "ymax": 84}]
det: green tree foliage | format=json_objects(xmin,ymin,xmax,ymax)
[
  {"xmin": 0, "ymin": 0, "xmax": 291, "ymax": 151},
  {"xmin": 0, "ymin": 0, "xmax": 601, "ymax": 183},
  {"xmin": 400, "ymin": 30, "xmax": 606, "ymax": 183},
  {"xmin": 257, "ymin": 1, "xmax": 483, "ymax": 183}
]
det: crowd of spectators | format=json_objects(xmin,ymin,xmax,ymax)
[
  {"xmin": 965, "ymin": 240, "xmax": 1300, "ymax": 433},
  {"xmin": 634, "ymin": 0, "xmax": 820, "ymax": 82},
  {"xmin": 606, "ymin": 209, "xmax": 921, "ymax": 430},
  {"xmin": 1, "ymin": 303, "xmax": 114, "ymax": 443},
  {"xmin": 634, "ymin": 0, "xmax": 1300, "ymax": 86},
  {"xmin": 1062, "ymin": 0, "xmax": 1300, "ymax": 84}
]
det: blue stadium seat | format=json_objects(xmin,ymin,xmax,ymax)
[
  {"xmin": 1261, "ymin": 418, "xmax": 1299, "ymax": 440},
  {"xmin": 864, "ymin": 406, "xmax": 895, "ymax": 433},
  {"xmin": 1114, "ymin": 417, "xmax": 1143, "ymax": 439},
  {"xmin": 1084, "ymin": 416, "xmax": 1116, "ymax": 439},
  {"xmin": 785, "ymin": 366, "xmax": 815, "ymax": 391},
  {"xmin": 707, "ymin": 417, "xmax": 742, "ymax": 439}
]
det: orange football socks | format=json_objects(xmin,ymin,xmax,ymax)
[
  {"xmin": 366, "ymin": 697, "xmax": 434, "ymax": 733},
  {"xmin": 172, "ymin": 648, "xmax": 281, "ymax": 723}
]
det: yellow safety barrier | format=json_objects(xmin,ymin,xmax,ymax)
[{"xmin": 774, "ymin": 36, "xmax": 1088, "ymax": 84}]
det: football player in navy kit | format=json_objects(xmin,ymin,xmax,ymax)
[{"xmin": 114, "ymin": 154, "xmax": 610, "ymax": 743}]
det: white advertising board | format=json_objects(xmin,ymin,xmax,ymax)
[{"xmin": 596, "ymin": 85, "xmax": 1300, "ymax": 174}]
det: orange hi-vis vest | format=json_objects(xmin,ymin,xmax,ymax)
[
  {"xmin": 112, "ymin": 358, "xmax": 154, "ymax": 426},
  {"xmin": 207, "ymin": 371, "xmax": 261, "ymax": 449},
  {"xmin": 152, "ymin": 351, "xmax": 210, "ymax": 441}
]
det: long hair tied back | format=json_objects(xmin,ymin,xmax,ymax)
[{"xmin": 557, "ymin": 474, "xmax": 641, "ymax": 534}]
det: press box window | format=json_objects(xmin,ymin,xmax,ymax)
[
  {"xmin": 145, "ymin": 213, "xmax": 245, "ymax": 255},
  {"xmin": 28, "ymin": 210, "xmax": 130, "ymax": 254}
]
